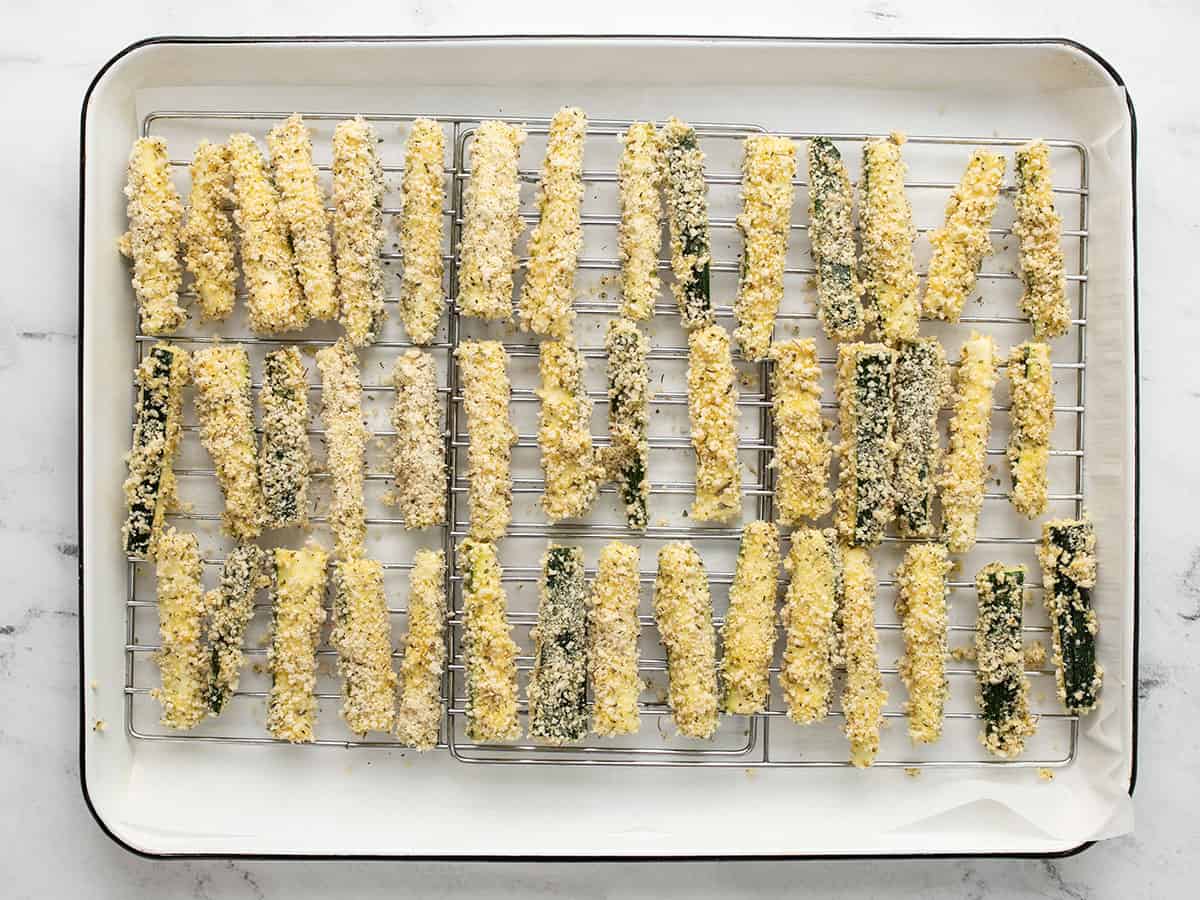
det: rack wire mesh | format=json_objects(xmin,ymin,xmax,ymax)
[{"xmin": 125, "ymin": 108, "xmax": 1088, "ymax": 768}]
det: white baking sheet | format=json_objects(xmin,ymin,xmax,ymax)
[{"xmin": 81, "ymin": 38, "xmax": 1136, "ymax": 856}]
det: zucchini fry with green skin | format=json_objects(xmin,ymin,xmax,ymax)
[
  {"xmin": 315, "ymin": 339, "xmax": 368, "ymax": 560},
  {"xmin": 1007, "ymin": 341, "xmax": 1054, "ymax": 519},
  {"xmin": 457, "ymin": 121, "xmax": 526, "ymax": 321},
  {"xmin": 519, "ymin": 107, "xmax": 586, "ymax": 339},
  {"xmin": 603, "ymin": 318, "xmax": 650, "ymax": 530},
  {"xmin": 894, "ymin": 338, "xmax": 949, "ymax": 538},
  {"xmin": 123, "ymin": 344, "xmax": 190, "ymax": 558},
  {"xmin": 733, "ymin": 134, "xmax": 796, "ymax": 361},
  {"xmin": 834, "ymin": 342, "xmax": 896, "ymax": 547},
  {"xmin": 395, "ymin": 549, "xmax": 447, "ymax": 750},
  {"xmin": 456, "ymin": 341, "xmax": 517, "ymax": 540},
  {"xmin": 807, "ymin": 137, "xmax": 864, "ymax": 341},
  {"xmin": 203, "ymin": 545, "xmax": 268, "ymax": 715},
  {"xmin": 391, "ymin": 350, "xmax": 447, "ymax": 530},
  {"xmin": 267, "ymin": 546, "xmax": 329, "ymax": 743},
  {"xmin": 589, "ymin": 542, "xmax": 642, "ymax": 737},
  {"xmin": 120, "ymin": 137, "xmax": 186, "ymax": 335},
  {"xmin": 331, "ymin": 558, "xmax": 398, "ymax": 735},
  {"xmin": 895, "ymin": 543, "xmax": 952, "ymax": 744},
  {"xmin": 720, "ymin": 521, "xmax": 781, "ymax": 715},
  {"xmin": 1039, "ymin": 519, "xmax": 1102, "ymax": 715},
  {"xmin": 769, "ymin": 338, "xmax": 832, "ymax": 525},
  {"xmin": 617, "ymin": 122, "xmax": 663, "ymax": 321},
  {"xmin": 460, "ymin": 539, "xmax": 521, "ymax": 742},
  {"xmin": 528, "ymin": 546, "xmax": 590, "ymax": 744},
  {"xmin": 687, "ymin": 324, "xmax": 742, "ymax": 524},
  {"xmin": 259, "ymin": 346, "xmax": 310, "ymax": 530},
  {"xmin": 663, "ymin": 118, "xmax": 715, "ymax": 331},
  {"xmin": 193, "ymin": 345, "xmax": 265, "ymax": 542},
  {"xmin": 859, "ymin": 133, "xmax": 919, "ymax": 344},
  {"xmin": 975, "ymin": 563, "xmax": 1036, "ymax": 758},
  {"xmin": 152, "ymin": 527, "xmax": 207, "ymax": 730},
  {"xmin": 227, "ymin": 133, "xmax": 308, "ymax": 335},
  {"xmin": 538, "ymin": 339, "xmax": 602, "ymax": 521},
  {"xmin": 840, "ymin": 546, "xmax": 886, "ymax": 768},
  {"xmin": 333, "ymin": 116, "xmax": 387, "ymax": 346},
  {"xmin": 182, "ymin": 140, "xmax": 237, "ymax": 321},
  {"xmin": 267, "ymin": 114, "xmax": 338, "ymax": 321},
  {"xmin": 923, "ymin": 150, "xmax": 1006, "ymax": 322},
  {"xmin": 939, "ymin": 332, "xmax": 999, "ymax": 553},
  {"xmin": 398, "ymin": 118, "xmax": 447, "ymax": 344},
  {"xmin": 1014, "ymin": 141, "xmax": 1070, "ymax": 340},
  {"xmin": 780, "ymin": 529, "xmax": 840, "ymax": 724},
  {"xmin": 653, "ymin": 542, "xmax": 719, "ymax": 739}
]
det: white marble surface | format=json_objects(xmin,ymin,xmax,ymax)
[{"xmin": 0, "ymin": 1, "xmax": 1193, "ymax": 896}]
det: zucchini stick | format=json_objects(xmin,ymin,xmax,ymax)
[
  {"xmin": 769, "ymin": 338, "xmax": 832, "ymax": 525},
  {"xmin": 182, "ymin": 140, "xmax": 237, "ymax": 321},
  {"xmin": 780, "ymin": 529, "xmax": 841, "ymax": 724},
  {"xmin": 267, "ymin": 546, "xmax": 329, "ymax": 743},
  {"xmin": 663, "ymin": 118, "xmax": 715, "ymax": 330},
  {"xmin": 203, "ymin": 544, "xmax": 268, "ymax": 715},
  {"xmin": 653, "ymin": 542, "xmax": 719, "ymax": 739},
  {"xmin": 267, "ymin": 114, "xmax": 339, "ymax": 321},
  {"xmin": 617, "ymin": 122, "xmax": 663, "ymax": 321},
  {"xmin": 259, "ymin": 346, "xmax": 311, "ymax": 530},
  {"xmin": 687, "ymin": 324, "xmax": 742, "ymax": 523},
  {"xmin": 895, "ymin": 543, "xmax": 952, "ymax": 744},
  {"xmin": 834, "ymin": 342, "xmax": 896, "ymax": 547},
  {"xmin": 519, "ymin": 106, "xmax": 586, "ymax": 339},
  {"xmin": 841, "ymin": 545, "xmax": 886, "ymax": 768},
  {"xmin": 733, "ymin": 134, "xmax": 796, "ymax": 361},
  {"xmin": 528, "ymin": 545, "xmax": 590, "ymax": 744},
  {"xmin": 192, "ymin": 345, "xmax": 264, "ymax": 542},
  {"xmin": 315, "ymin": 338, "xmax": 368, "ymax": 560},
  {"xmin": 894, "ymin": 338, "xmax": 949, "ymax": 538},
  {"xmin": 1039, "ymin": 519, "xmax": 1102, "ymax": 715},
  {"xmin": 120, "ymin": 137, "xmax": 185, "ymax": 335},
  {"xmin": 331, "ymin": 557, "xmax": 398, "ymax": 735},
  {"xmin": 939, "ymin": 331, "xmax": 998, "ymax": 553},
  {"xmin": 1014, "ymin": 140, "xmax": 1070, "ymax": 339},
  {"xmin": 333, "ymin": 116, "xmax": 387, "ymax": 346},
  {"xmin": 860, "ymin": 133, "xmax": 919, "ymax": 344},
  {"xmin": 457, "ymin": 121, "xmax": 526, "ymax": 321},
  {"xmin": 1007, "ymin": 341, "xmax": 1054, "ymax": 518},
  {"xmin": 807, "ymin": 136, "xmax": 864, "ymax": 341},
  {"xmin": 122, "ymin": 343, "xmax": 190, "ymax": 558},
  {"xmin": 391, "ymin": 350, "xmax": 447, "ymax": 530},
  {"xmin": 152, "ymin": 527, "xmax": 207, "ymax": 730},
  {"xmin": 227, "ymin": 133, "xmax": 308, "ymax": 335},
  {"xmin": 589, "ymin": 542, "xmax": 642, "ymax": 736},
  {"xmin": 975, "ymin": 563, "xmax": 1036, "ymax": 758},
  {"xmin": 395, "ymin": 548, "xmax": 448, "ymax": 751},
  {"xmin": 603, "ymin": 318, "xmax": 650, "ymax": 530},
  {"xmin": 923, "ymin": 150, "xmax": 1006, "ymax": 322},
  {"xmin": 537, "ymin": 339, "xmax": 602, "ymax": 521},
  {"xmin": 460, "ymin": 538, "xmax": 521, "ymax": 742},
  {"xmin": 397, "ymin": 118, "xmax": 447, "ymax": 344},
  {"xmin": 720, "ymin": 521, "xmax": 781, "ymax": 715},
  {"xmin": 456, "ymin": 340, "xmax": 517, "ymax": 541}
]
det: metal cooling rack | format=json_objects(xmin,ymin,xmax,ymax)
[{"xmin": 124, "ymin": 109, "xmax": 1088, "ymax": 769}]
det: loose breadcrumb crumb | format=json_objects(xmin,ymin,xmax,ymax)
[
  {"xmin": 519, "ymin": 107, "xmax": 586, "ymax": 339},
  {"xmin": 733, "ymin": 134, "xmax": 796, "ymax": 361},
  {"xmin": 398, "ymin": 118, "xmax": 447, "ymax": 344},
  {"xmin": 121, "ymin": 137, "xmax": 186, "ymax": 335},
  {"xmin": 457, "ymin": 121, "xmax": 526, "ymax": 320},
  {"xmin": 183, "ymin": 140, "xmax": 237, "ymax": 321}
]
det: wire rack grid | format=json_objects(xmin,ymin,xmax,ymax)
[{"xmin": 124, "ymin": 108, "xmax": 1089, "ymax": 769}]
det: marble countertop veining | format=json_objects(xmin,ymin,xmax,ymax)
[{"xmin": 2, "ymin": 1, "xmax": 1196, "ymax": 897}]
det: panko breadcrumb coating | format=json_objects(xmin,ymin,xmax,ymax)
[
  {"xmin": 333, "ymin": 116, "xmax": 387, "ymax": 346},
  {"xmin": 182, "ymin": 140, "xmax": 237, "ymax": 321},
  {"xmin": 121, "ymin": 137, "xmax": 186, "ymax": 335},
  {"xmin": 398, "ymin": 118, "xmax": 447, "ymax": 344}
]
